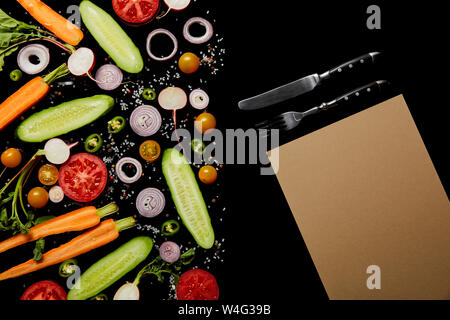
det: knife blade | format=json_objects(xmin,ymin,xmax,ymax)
[{"xmin": 238, "ymin": 52, "xmax": 380, "ymax": 110}]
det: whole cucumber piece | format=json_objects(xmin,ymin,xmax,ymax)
[
  {"xmin": 67, "ymin": 236, "xmax": 153, "ymax": 300},
  {"xmin": 16, "ymin": 95, "xmax": 114, "ymax": 142},
  {"xmin": 162, "ymin": 148, "xmax": 215, "ymax": 249},
  {"xmin": 79, "ymin": 0, "xmax": 144, "ymax": 74}
]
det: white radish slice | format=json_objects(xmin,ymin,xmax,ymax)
[
  {"xmin": 158, "ymin": 87, "xmax": 187, "ymax": 111},
  {"xmin": 44, "ymin": 139, "xmax": 78, "ymax": 165},
  {"xmin": 158, "ymin": 0, "xmax": 191, "ymax": 19},
  {"xmin": 114, "ymin": 283, "xmax": 140, "ymax": 300},
  {"xmin": 68, "ymin": 47, "xmax": 96, "ymax": 76},
  {"xmin": 49, "ymin": 186, "xmax": 65, "ymax": 203}
]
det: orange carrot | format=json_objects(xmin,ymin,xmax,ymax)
[
  {"xmin": 0, "ymin": 202, "xmax": 118, "ymax": 255},
  {"xmin": 17, "ymin": 0, "xmax": 84, "ymax": 46},
  {"xmin": 0, "ymin": 217, "xmax": 136, "ymax": 281},
  {"xmin": 0, "ymin": 63, "xmax": 68, "ymax": 131}
]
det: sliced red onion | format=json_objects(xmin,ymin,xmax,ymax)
[
  {"xmin": 68, "ymin": 47, "xmax": 95, "ymax": 76},
  {"xmin": 183, "ymin": 17, "xmax": 214, "ymax": 44},
  {"xmin": 158, "ymin": 87, "xmax": 187, "ymax": 111},
  {"xmin": 95, "ymin": 64, "xmax": 123, "ymax": 91},
  {"xmin": 130, "ymin": 105, "xmax": 162, "ymax": 137},
  {"xmin": 159, "ymin": 241, "xmax": 180, "ymax": 263},
  {"xmin": 17, "ymin": 44, "xmax": 50, "ymax": 75},
  {"xmin": 146, "ymin": 29, "xmax": 178, "ymax": 61},
  {"xmin": 189, "ymin": 89, "xmax": 210, "ymax": 110},
  {"xmin": 116, "ymin": 157, "xmax": 143, "ymax": 184},
  {"xmin": 49, "ymin": 185, "xmax": 64, "ymax": 203},
  {"xmin": 136, "ymin": 188, "xmax": 165, "ymax": 218}
]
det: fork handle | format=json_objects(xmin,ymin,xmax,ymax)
[{"xmin": 319, "ymin": 80, "xmax": 388, "ymax": 111}]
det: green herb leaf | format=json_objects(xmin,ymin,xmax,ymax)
[{"xmin": 33, "ymin": 238, "xmax": 45, "ymax": 261}]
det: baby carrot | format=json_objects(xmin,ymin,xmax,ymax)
[
  {"xmin": 0, "ymin": 202, "xmax": 119, "ymax": 254},
  {"xmin": 0, "ymin": 217, "xmax": 136, "ymax": 281},
  {"xmin": 0, "ymin": 63, "xmax": 69, "ymax": 131},
  {"xmin": 17, "ymin": 0, "xmax": 84, "ymax": 46}
]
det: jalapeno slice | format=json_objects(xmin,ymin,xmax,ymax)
[
  {"xmin": 139, "ymin": 140, "xmax": 161, "ymax": 162},
  {"xmin": 10, "ymin": 69, "xmax": 23, "ymax": 82},
  {"xmin": 90, "ymin": 293, "xmax": 108, "ymax": 301},
  {"xmin": 108, "ymin": 116, "xmax": 126, "ymax": 133},
  {"xmin": 84, "ymin": 134, "xmax": 103, "ymax": 153},
  {"xmin": 161, "ymin": 220, "xmax": 180, "ymax": 236},
  {"xmin": 191, "ymin": 139, "xmax": 205, "ymax": 154},
  {"xmin": 58, "ymin": 259, "xmax": 78, "ymax": 278},
  {"xmin": 142, "ymin": 88, "xmax": 156, "ymax": 101}
]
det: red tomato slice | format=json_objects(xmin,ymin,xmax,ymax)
[
  {"xmin": 176, "ymin": 269, "xmax": 219, "ymax": 300},
  {"xmin": 21, "ymin": 281, "xmax": 67, "ymax": 300},
  {"xmin": 59, "ymin": 153, "xmax": 108, "ymax": 203},
  {"xmin": 112, "ymin": 0, "xmax": 160, "ymax": 24}
]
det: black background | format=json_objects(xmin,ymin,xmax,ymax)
[{"xmin": 1, "ymin": 0, "xmax": 449, "ymax": 316}]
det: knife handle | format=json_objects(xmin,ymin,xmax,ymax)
[
  {"xmin": 319, "ymin": 80, "xmax": 387, "ymax": 111},
  {"xmin": 320, "ymin": 52, "xmax": 381, "ymax": 80}
]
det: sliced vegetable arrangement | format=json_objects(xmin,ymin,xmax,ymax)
[{"xmin": 0, "ymin": 0, "xmax": 225, "ymax": 302}]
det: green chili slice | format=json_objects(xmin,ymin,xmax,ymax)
[
  {"xmin": 142, "ymin": 88, "xmax": 156, "ymax": 101},
  {"xmin": 84, "ymin": 134, "xmax": 103, "ymax": 153},
  {"xmin": 108, "ymin": 116, "xmax": 126, "ymax": 133},
  {"xmin": 58, "ymin": 259, "xmax": 78, "ymax": 278},
  {"xmin": 90, "ymin": 293, "xmax": 108, "ymax": 301},
  {"xmin": 10, "ymin": 69, "xmax": 23, "ymax": 82},
  {"xmin": 161, "ymin": 220, "xmax": 180, "ymax": 236},
  {"xmin": 191, "ymin": 139, "xmax": 205, "ymax": 155}
]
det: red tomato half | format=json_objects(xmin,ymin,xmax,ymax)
[
  {"xmin": 112, "ymin": 0, "xmax": 160, "ymax": 24},
  {"xmin": 21, "ymin": 281, "xmax": 67, "ymax": 300},
  {"xmin": 176, "ymin": 269, "xmax": 219, "ymax": 300},
  {"xmin": 59, "ymin": 153, "xmax": 108, "ymax": 203}
]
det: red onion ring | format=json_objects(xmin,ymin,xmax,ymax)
[
  {"xmin": 159, "ymin": 241, "xmax": 180, "ymax": 263},
  {"xmin": 136, "ymin": 188, "xmax": 165, "ymax": 218},
  {"xmin": 146, "ymin": 28, "xmax": 178, "ymax": 61},
  {"xmin": 183, "ymin": 17, "xmax": 214, "ymax": 44},
  {"xmin": 95, "ymin": 64, "xmax": 123, "ymax": 91},
  {"xmin": 189, "ymin": 89, "xmax": 210, "ymax": 110},
  {"xmin": 130, "ymin": 105, "xmax": 162, "ymax": 137},
  {"xmin": 17, "ymin": 44, "xmax": 50, "ymax": 75},
  {"xmin": 115, "ymin": 157, "xmax": 143, "ymax": 184}
]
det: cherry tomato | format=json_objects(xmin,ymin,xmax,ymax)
[
  {"xmin": 21, "ymin": 281, "xmax": 67, "ymax": 300},
  {"xmin": 27, "ymin": 187, "xmax": 49, "ymax": 209},
  {"xmin": 1, "ymin": 148, "xmax": 22, "ymax": 168},
  {"xmin": 58, "ymin": 153, "xmax": 108, "ymax": 203},
  {"xmin": 38, "ymin": 164, "xmax": 59, "ymax": 186},
  {"xmin": 198, "ymin": 165, "xmax": 217, "ymax": 184},
  {"xmin": 178, "ymin": 52, "xmax": 200, "ymax": 74},
  {"xmin": 139, "ymin": 140, "xmax": 161, "ymax": 163},
  {"xmin": 176, "ymin": 269, "xmax": 219, "ymax": 300},
  {"xmin": 112, "ymin": 0, "xmax": 160, "ymax": 24},
  {"xmin": 194, "ymin": 112, "xmax": 216, "ymax": 133}
]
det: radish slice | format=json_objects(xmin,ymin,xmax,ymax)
[
  {"xmin": 114, "ymin": 283, "xmax": 140, "ymax": 300},
  {"xmin": 189, "ymin": 89, "xmax": 209, "ymax": 110},
  {"xmin": 17, "ymin": 44, "xmax": 50, "ymax": 75},
  {"xmin": 183, "ymin": 17, "xmax": 214, "ymax": 44},
  {"xmin": 49, "ymin": 186, "xmax": 64, "ymax": 203},
  {"xmin": 158, "ymin": 0, "xmax": 191, "ymax": 19},
  {"xmin": 146, "ymin": 29, "xmax": 178, "ymax": 61},
  {"xmin": 158, "ymin": 87, "xmax": 187, "ymax": 111},
  {"xmin": 68, "ymin": 47, "xmax": 95, "ymax": 76},
  {"xmin": 95, "ymin": 64, "xmax": 123, "ymax": 91},
  {"xmin": 44, "ymin": 139, "xmax": 78, "ymax": 165}
]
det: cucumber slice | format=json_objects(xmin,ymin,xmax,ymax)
[
  {"xmin": 80, "ymin": 0, "xmax": 144, "ymax": 74},
  {"xmin": 67, "ymin": 236, "xmax": 153, "ymax": 300},
  {"xmin": 16, "ymin": 95, "xmax": 114, "ymax": 143},
  {"xmin": 162, "ymin": 148, "xmax": 215, "ymax": 249}
]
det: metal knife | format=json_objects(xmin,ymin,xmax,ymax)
[{"xmin": 238, "ymin": 52, "xmax": 381, "ymax": 110}]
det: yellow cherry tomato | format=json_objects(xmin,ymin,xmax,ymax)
[
  {"xmin": 27, "ymin": 187, "xmax": 49, "ymax": 209},
  {"xmin": 38, "ymin": 164, "xmax": 59, "ymax": 186},
  {"xmin": 139, "ymin": 140, "xmax": 161, "ymax": 163},
  {"xmin": 178, "ymin": 52, "xmax": 200, "ymax": 74},
  {"xmin": 195, "ymin": 112, "xmax": 216, "ymax": 134},
  {"xmin": 1, "ymin": 148, "xmax": 22, "ymax": 168},
  {"xmin": 198, "ymin": 165, "xmax": 217, "ymax": 185}
]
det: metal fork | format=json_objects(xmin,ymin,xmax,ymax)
[{"xmin": 255, "ymin": 80, "xmax": 387, "ymax": 132}]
